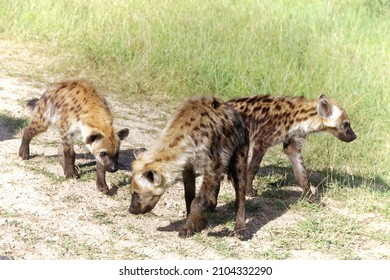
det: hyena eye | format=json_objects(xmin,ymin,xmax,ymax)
[
  {"xmin": 100, "ymin": 151, "xmax": 107, "ymax": 157},
  {"xmin": 343, "ymin": 122, "xmax": 350, "ymax": 130}
]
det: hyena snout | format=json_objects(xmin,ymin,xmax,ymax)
[
  {"xmin": 342, "ymin": 131, "xmax": 357, "ymax": 142},
  {"xmin": 129, "ymin": 192, "xmax": 160, "ymax": 215},
  {"xmin": 338, "ymin": 122, "xmax": 357, "ymax": 143},
  {"xmin": 98, "ymin": 153, "xmax": 119, "ymax": 173},
  {"xmin": 106, "ymin": 162, "xmax": 118, "ymax": 173}
]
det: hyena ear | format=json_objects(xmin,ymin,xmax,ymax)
[
  {"xmin": 116, "ymin": 128, "xmax": 129, "ymax": 140},
  {"xmin": 142, "ymin": 170, "xmax": 162, "ymax": 187},
  {"xmin": 317, "ymin": 94, "xmax": 333, "ymax": 119},
  {"xmin": 86, "ymin": 132, "xmax": 104, "ymax": 145},
  {"xmin": 319, "ymin": 93, "xmax": 327, "ymax": 99},
  {"xmin": 133, "ymin": 147, "xmax": 147, "ymax": 159}
]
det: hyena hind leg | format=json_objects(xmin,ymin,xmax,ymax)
[
  {"xmin": 19, "ymin": 119, "xmax": 49, "ymax": 160},
  {"xmin": 229, "ymin": 148, "xmax": 249, "ymax": 240}
]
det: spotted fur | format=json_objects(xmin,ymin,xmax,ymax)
[
  {"xmin": 227, "ymin": 94, "xmax": 356, "ymax": 199},
  {"xmin": 19, "ymin": 80, "xmax": 129, "ymax": 194},
  {"xmin": 129, "ymin": 96, "xmax": 249, "ymax": 238}
]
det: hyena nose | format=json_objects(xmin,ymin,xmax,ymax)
[
  {"xmin": 129, "ymin": 193, "xmax": 141, "ymax": 214},
  {"xmin": 108, "ymin": 165, "xmax": 118, "ymax": 173},
  {"xmin": 346, "ymin": 130, "xmax": 357, "ymax": 142}
]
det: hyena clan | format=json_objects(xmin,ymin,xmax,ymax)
[
  {"xmin": 129, "ymin": 96, "xmax": 249, "ymax": 238},
  {"xmin": 19, "ymin": 80, "xmax": 129, "ymax": 194},
  {"xmin": 227, "ymin": 94, "xmax": 357, "ymax": 199}
]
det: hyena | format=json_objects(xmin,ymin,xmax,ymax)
[
  {"xmin": 227, "ymin": 94, "xmax": 357, "ymax": 199},
  {"xmin": 19, "ymin": 80, "xmax": 129, "ymax": 194},
  {"xmin": 129, "ymin": 96, "xmax": 249, "ymax": 238}
]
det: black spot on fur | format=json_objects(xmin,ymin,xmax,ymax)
[
  {"xmin": 26, "ymin": 98, "xmax": 39, "ymax": 110},
  {"xmin": 212, "ymin": 98, "xmax": 220, "ymax": 109},
  {"xmin": 262, "ymin": 97, "xmax": 273, "ymax": 103},
  {"xmin": 262, "ymin": 107, "xmax": 270, "ymax": 114}
]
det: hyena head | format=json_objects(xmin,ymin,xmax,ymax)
[
  {"xmin": 317, "ymin": 94, "xmax": 357, "ymax": 142},
  {"xmin": 86, "ymin": 128, "xmax": 129, "ymax": 172},
  {"xmin": 129, "ymin": 149, "xmax": 168, "ymax": 215}
]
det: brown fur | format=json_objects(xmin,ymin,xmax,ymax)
[
  {"xmin": 19, "ymin": 80, "xmax": 129, "ymax": 194},
  {"xmin": 227, "ymin": 94, "xmax": 356, "ymax": 199},
  {"xmin": 129, "ymin": 96, "xmax": 249, "ymax": 239}
]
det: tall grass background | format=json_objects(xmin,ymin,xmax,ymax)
[{"xmin": 1, "ymin": 0, "xmax": 389, "ymax": 186}]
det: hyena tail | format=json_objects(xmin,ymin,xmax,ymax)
[{"xmin": 26, "ymin": 98, "xmax": 39, "ymax": 111}]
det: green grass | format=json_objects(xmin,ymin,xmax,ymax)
[
  {"xmin": 19, "ymin": 161, "xmax": 66, "ymax": 183},
  {"xmin": 58, "ymin": 236, "xmax": 103, "ymax": 259},
  {"xmin": 0, "ymin": 113, "xmax": 29, "ymax": 134},
  {"xmin": 3, "ymin": 0, "xmax": 387, "ymax": 183}
]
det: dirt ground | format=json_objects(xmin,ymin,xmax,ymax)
[
  {"xmin": 0, "ymin": 39, "xmax": 388, "ymax": 260},
  {"xmin": 0, "ymin": 73, "xmax": 272, "ymax": 260}
]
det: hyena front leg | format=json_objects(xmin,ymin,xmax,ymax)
[
  {"xmin": 179, "ymin": 171, "xmax": 222, "ymax": 238},
  {"xmin": 245, "ymin": 142, "xmax": 266, "ymax": 197},
  {"xmin": 59, "ymin": 135, "xmax": 79, "ymax": 179},
  {"xmin": 283, "ymin": 138, "xmax": 318, "ymax": 201},
  {"xmin": 183, "ymin": 166, "xmax": 196, "ymax": 215},
  {"xmin": 96, "ymin": 161, "xmax": 109, "ymax": 194},
  {"xmin": 207, "ymin": 182, "xmax": 220, "ymax": 212},
  {"xmin": 19, "ymin": 119, "xmax": 49, "ymax": 160},
  {"xmin": 183, "ymin": 166, "xmax": 219, "ymax": 213}
]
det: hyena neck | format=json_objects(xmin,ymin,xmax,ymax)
[
  {"xmin": 147, "ymin": 144, "xmax": 192, "ymax": 185},
  {"xmin": 288, "ymin": 100, "xmax": 325, "ymax": 136}
]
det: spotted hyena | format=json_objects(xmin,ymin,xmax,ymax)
[
  {"xmin": 19, "ymin": 80, "xmax": 129, "ymax": 194},
  {"xmin": 227, "ymin": 94, "xmax": 357, "ymax": 199},
  {"xmin": 129, "ymin": 96, "xmax": 249, "ymax": 238}
]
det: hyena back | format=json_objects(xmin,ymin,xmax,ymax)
[
  {"xmin": 19, "ymin": 80, "xmax": 129, "ymax": 194},
  {"xmin": 129, "ymin": 96, "xmax": 249, "ymax": 238},
  {"xmin": 227, "ymin": 94, "xmax": 356, "ymax": 199}
]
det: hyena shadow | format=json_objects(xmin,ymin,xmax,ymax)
[
  {"xmin": 44, "ymin": 147, "xmax": 136, "ymax": 172},
  {"xmin": 157, "ymin": 188, "xmax": 301, "ymax": 240},
  {"xmin": 0, "ymin": 115, "xmax": 28, "ymax": 141},
  {"xmin": 258, "ymin": 164, "xmax": 389, "ymax": 194},
  {"xmin": 158, "ymin": 164, "xmax": 388, "ymax": 240},
  {"xmin": 41, "ymin": 148, "xmax": 136, "ymax": 195},
  {"xmin": 207, "ymin": 188, "xmax": 302, "ymax": 239},
  {"xmin": 118, "ymin": 148, "xmax": 137, "ymax": 171}
]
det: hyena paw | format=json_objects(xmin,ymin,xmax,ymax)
[
  {"xmin": 178, "ymin": 226, "xmax": 195, "ymax": 238},
  {"xmin": 96, "ymin": 182, "xmax": 109, "ymax": 194},
  {"xmin": 234, "ymin": 227, "xmax": 250, "ymax": 241},
  {"xmin": 208, "ymin": 201, "xmax": 217, "ymax": 212},
  {"xmin": 246, "ymin": 186, "xmax": 258, "ymax": 197},
  {"xmin": 178, "ymin": 215, "xmax": 207, "ymax": 238},
  {"xmin": 65, "ymin": 169, "xmax": 79, "ymax": 179},
  {"xmin": 18, "ymin": 147, "xmax": 29, "ymax": 160},
  {"xmin": 300, "ymin": 186, "xmax": 320, "ymax": 203}
]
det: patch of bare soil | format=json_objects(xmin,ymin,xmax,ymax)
[{"xmin": 0, "ymin": 39, "xmax": 388, "ymax": 260}]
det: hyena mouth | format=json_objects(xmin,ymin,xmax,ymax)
[
  {"xmin": 103, "ymin": 159, "xmax": 119, "ymax": 173},
  {"xmin": 129, "ymin": 193, "xmax": 159, "ymax": 215},
  {"xmin": 340, "ymin": 131, "xmax": 357, "ymax": 143},
  {"xmin": 129, "ymin": 203, "xmax": 155, "ymax": 215}
]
